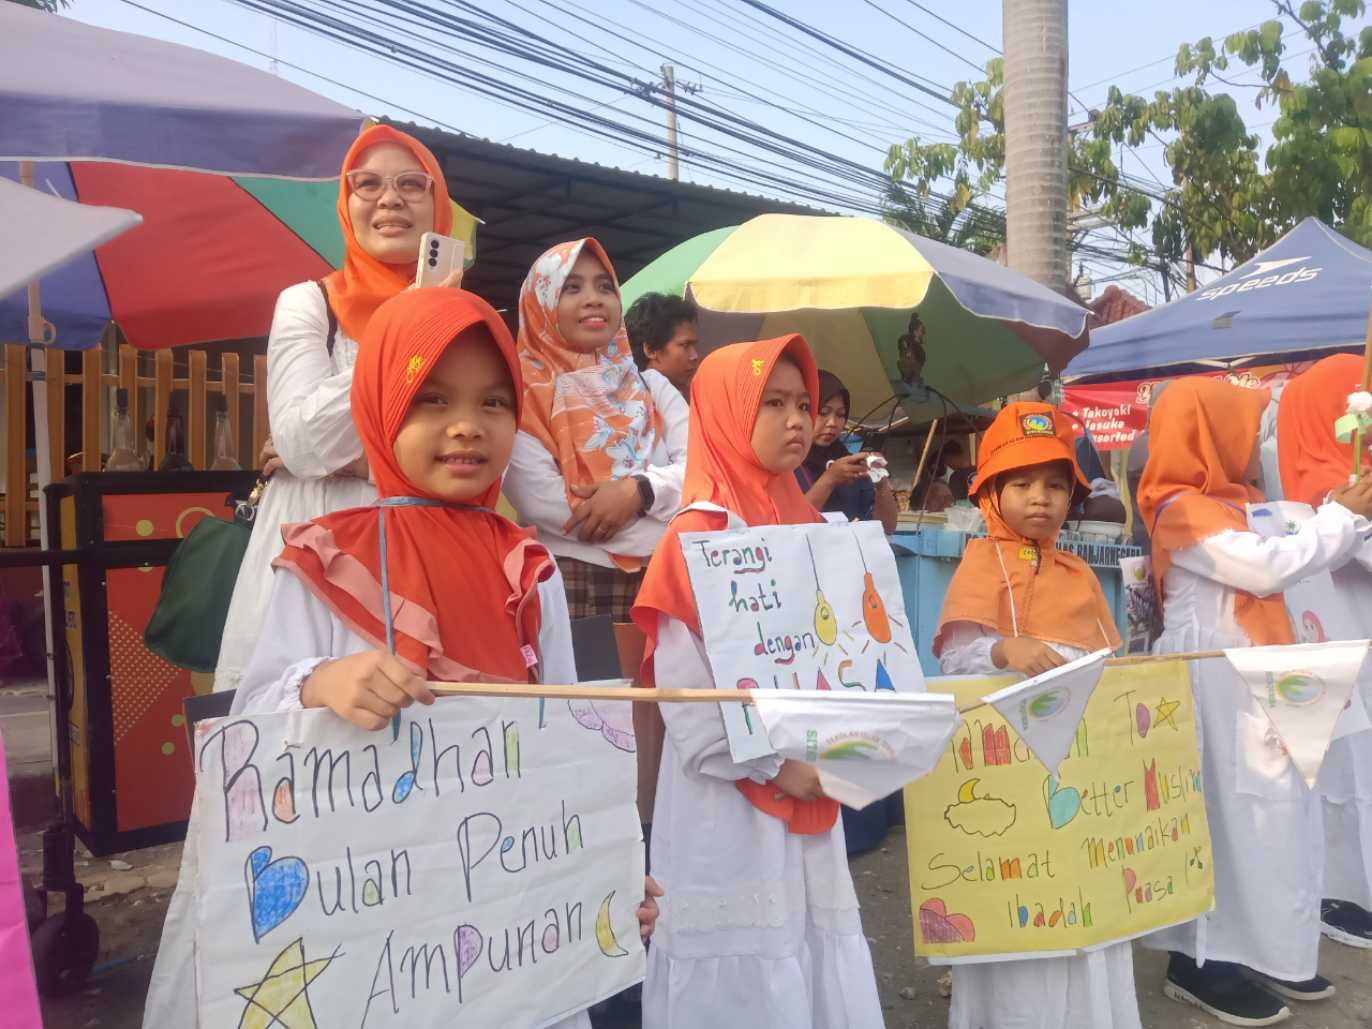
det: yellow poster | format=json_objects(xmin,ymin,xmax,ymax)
[{"xmin": 904, "ymin": 659, "xmax": 1213, "ymax": 960}]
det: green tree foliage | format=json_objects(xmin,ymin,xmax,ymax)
[
  {"xmin": 885, "ymin": 0, "xmax": 1372, "ymax": 270},
  {"xmin": 7, "ymin": 0, "xmax": 73, "ymax": 10}
]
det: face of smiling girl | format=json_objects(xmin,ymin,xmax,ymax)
[
  {"xmin": 391, "ymin": 327, "xmax": 517, "ymax": 501},
  {"xmin": 556, "ymin": 249, "xmax": 622, "ymax": 353},
  {"xmin": 751, "ymin": 358, "xmax": 814, "ymax": 474}
]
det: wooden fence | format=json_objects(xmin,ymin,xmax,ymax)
[{"xmin": 0, "ymin": 342, "xmax": 268, "ymax": 546}]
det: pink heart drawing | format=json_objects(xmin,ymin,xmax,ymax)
[{"xmin": 919, "ymin": 898, "xmax": 976, "ymax": 943}]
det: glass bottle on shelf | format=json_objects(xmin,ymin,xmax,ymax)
[
  {"xmin": 159, "ymin": 402, "xmax": 192, "ymax": 472},
  {"xmin": 210, "ymin": 409, "xmax": 240, "ymax": 470},
  {"xmin": 105, "ymin": 389, "xmax": 143, "ymax": 471}
]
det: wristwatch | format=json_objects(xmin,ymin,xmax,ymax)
[{"xmin": 632, "ymin": 473, "xmax": 654, "ymax": 514}]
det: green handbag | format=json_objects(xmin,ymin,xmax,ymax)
[{"xmin": 143, "ymin": 480, "xmax": 266, "ymax": 673}]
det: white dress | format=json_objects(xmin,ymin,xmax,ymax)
[
  {"xmin": 502, "ymin": 369, "xmax": 689, "ymax": 569},
  {"xmin": 213, "ymin": 281, "xmax": 377, "ymax": 693},
  {"xmin": 939, "ymin": 622, "xmax": 1143, "ymax": 1029},
  {"xmin": 642, "ymin": 614, "xmax": 884, "ymax": 1029},
  {"xmin": 143, "ymin": 570, "xmax": 592, "ymax": 1029},
  {"xmin": 1142, "ymin": 502, "xmax": 1363, "ymax": 979},
  {"xmin": 1318, "ymin": 541, "xmax": 1372, "ymax": 908}
]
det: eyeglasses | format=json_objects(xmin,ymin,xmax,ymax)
[{"xmin": 344, "ymin": 170, "xmax": 434, "ymax": 201}]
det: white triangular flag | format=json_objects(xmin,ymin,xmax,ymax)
[
  {"xmin": 982, "ymin": 649, "xmax": 1110, "ymax": 776},
  {"xmin": 750, "ymin": 691, "xmax": 958, "ymax": 809},
  {"xmin": 1225, "ymin": 641, "xmax": 1371, "ymax": 788}
]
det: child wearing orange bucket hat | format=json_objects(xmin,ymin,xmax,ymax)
[{"xmin": 933, "ymin": 402, "xmax": 1135, "ymax": 1029}]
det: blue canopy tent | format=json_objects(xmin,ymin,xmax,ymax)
[{"xmin": 1066, "ymin": 218, "xmax": 1372, "ymax": 382}]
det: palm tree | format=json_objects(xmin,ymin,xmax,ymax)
[
  {"xmin": 881, "ymin": 180, "xmax": 1003, "ymax": 256},
  {"xmin": 8, "ymin": 0, "xmax": 73, "ymax": 10}
]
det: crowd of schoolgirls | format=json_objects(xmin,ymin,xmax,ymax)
[{"xmin": 142, "ymin": 125, "xmax": 1372, "ymax": 1029}]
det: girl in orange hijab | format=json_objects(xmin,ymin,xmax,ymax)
[
  {"xmin": 149, "ymin": 290, "xmax": 662, "ymax": 1029},
  {"xmin": 1138, "ymin": 377, "xmax": 1372, "ymax": 1025},
  {"xmin": 504, "ymin": 238, "xmax": 690, "ymax": 621},
  {"xmin": 1271, "ymin": 355, "xmax": 1372, "ymax": 951},
  {"xmin": 933, "ymin": 403, "xmax": 1135, "ymax": 1029},
  {"xmin": 630, "ymin": 337, "xmax": 883, "ymax": 1029},
  {"xmin": 215, "ymin": 124, "xmax": 457, "ymax": 696}
]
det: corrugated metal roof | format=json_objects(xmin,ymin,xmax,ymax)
[{"xmin": 387, "ymin": 120, "xmax": 825, "ymax": 311}]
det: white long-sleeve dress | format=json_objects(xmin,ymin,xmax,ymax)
[
  {"xmin": 938, "ymin": 622, "xmax": 1143, "ymax": 1029},
  {"xmin": 502, "ymin": 369, "xmax": 689, "ymax": 569},
  {"xmin": 1317, "ymin": 536, "xmax": 1372, "ymax": 908},
  {"xmin": 213, "ymin": 281, "xmax": 377, "ymax": 693},
  {"xmin": 143, "ymin": 570, "xmax": 592, "ymax": 1029},
  {"xmin": 642, "ymin": 614, "xmax": 884, "ymax": 1029},
  {"xmin": 1143, "ymin": 501, "xmax": 1365, "ymax": 979}
]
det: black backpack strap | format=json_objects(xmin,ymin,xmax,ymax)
[{"xmin": 315, "ymin": 279, "xmax": 338, "ymax": 358}]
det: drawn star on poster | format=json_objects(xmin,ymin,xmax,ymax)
[{"xmin": 234, "ymin": 937, "xmax": 340, "ymax": 1029}]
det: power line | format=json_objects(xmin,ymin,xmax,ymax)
[
  {"xmin": 859, "ymin": 0, "xmax": 986, "ymax": 74},
  {"xmin": 732, "ymin": 0, "xmax": 962, "ymax": 109},
  {"xmin": 896, "ymin": 0, "xmax": 999, "ymax": 54}
]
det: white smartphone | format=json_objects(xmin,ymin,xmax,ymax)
[{"xmin": 414, "ymin": 232, "xmax": 465, "ymax": 289}]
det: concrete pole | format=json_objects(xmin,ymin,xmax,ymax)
[
  {"xmin": 1002, "ymin": 0, "xmax": 1069, "ymax": 290},
  {"xmin": 661, "ymin": 64, "xmax": 679, "ymax": 181}
]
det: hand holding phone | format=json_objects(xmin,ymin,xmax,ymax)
[{"xmin": 414, "ymin": 232, "xmax": 466, "ymax": 289}]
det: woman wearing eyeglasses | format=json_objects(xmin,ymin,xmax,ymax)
[{"xmin": 210, "ymin": 124, "xmax": 460, "ymax": 697}]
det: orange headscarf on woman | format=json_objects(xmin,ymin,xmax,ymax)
[
  {"xmin": 632, "ymin": 335, "xmax": 837, "ymax": 835},
  {"xmin": 517, "ymin": 238, "xmax": 664, "ymax": 569},
  {"xmin": 1278, "ymin": 353, "xmax": 1366, "ymax": 507},
  {"xmin": 1137, "ymin": 377, "xmax": 1293, "ymax": 645},
  {"xmin": 934, "ymin": 403, "xmax": 1121, "ymax": 656},
  {"xmin": 274, "ymin": 289, "xmax": 553, "ymax": 682},
  {"xmin": 323, "ymin": 125, "xmax": 453, "ymax": 343}
]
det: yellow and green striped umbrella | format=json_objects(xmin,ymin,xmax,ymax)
[{"xmin": 622, "ymin": 215, "xmax": 1090, "ymax": 423}]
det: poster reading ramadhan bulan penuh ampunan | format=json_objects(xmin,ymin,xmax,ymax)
[
  {"xmin": 190, "ymin": 696, "xmax": 644, "ymax": 1028},
  {"xmin": 905, "ymin": 659, "xmax": 1214, "ymax": 961}
]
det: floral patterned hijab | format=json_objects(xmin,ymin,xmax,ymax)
[{"xmin": 516, "ymin": 238, "xmax": 664, "ymax": 568}]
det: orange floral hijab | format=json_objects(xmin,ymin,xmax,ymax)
[
  {"xmin": 934, "ymin": 403, "xmax": 1120, "ymax": 656},
  {"xmin": 633, "ymin": 336, "xmax": 837, "ymax": 835},
  {"xmin": 516, "ymin": 238, "xmax": 664, "ymax": 566},
  {"xmin": 274, "ymin": 289, "xmax": 552, "ymax": 682},
  {"xmin": 1278, "ymin": 353, "xmax": 1366, "ymax": 507},
  {"xmin": 323, "ymin": 125, "xmax": 453, "ymax": 342},
  {"xmin": 1137, "ymin": 377, "xmax": 1294, "ymax": 646}
]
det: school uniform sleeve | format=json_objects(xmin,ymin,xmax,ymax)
[
  {"xmin": 938, "ymin": 621, "xmax": 1002, "ymax": 675},
  {"xmin": 266, "ymin": 282, "xmax": 364, "ymax": 479},
  {"xmin": 1168, "ymin": 499, "xmax": 1363, "ymax": 597},
  {"xmin": 653, "ymin": 613, "xmax": 784, "ymax": 784},
  {"xmin": 535, "ymin": 567, "xmax": 577, "ymax": 684},
  {"xmin": 639, "ymin": 371, "xmax": 688, "ymax": 519},
  {"xmin": 229, "ymin": 569, "xmax": 339, "ymax": 715}
]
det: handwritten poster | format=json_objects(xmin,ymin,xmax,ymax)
[
  {"xmin": 681, "ymin": 520, "xmax": 926, "ymax": 761},
  {"xmin": 191, "ymin": 695, "xmax": 644, "ymax": 1028},
  {"xmin": 904, "ymin": 659, "xmax": 1214, "ymax": 961}
]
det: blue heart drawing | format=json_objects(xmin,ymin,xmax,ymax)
[
  {"xmin": 1043, "ymin": 777, "xmax": 1082, "ymax": 829},
  {"xmin": 245, "ymin": 846, "xmax": 309, "ymax": 942}
]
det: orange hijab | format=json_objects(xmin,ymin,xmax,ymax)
[
  {"xmin": 516, "ymin": 238, "xmax": 664, "ymax": 568},
  {"xmin": 1137, "ymin": 377, "xmax": 1293, "ymax": 645},
  {"xmin": 323, "ymin": 125, "xmax": 453, "ymax": 343},
  {"xmin": 274, "ymin": 289, "xmax": 553, "ymax": 682},
  {"xmin": 934, "ymin": 403, "xmax": 1121, "ymax": 656},
  {"xmin": 1278, "ymin": 353, "xmax": 1366, "ymax": 507},
  {"xmin": 632, "ymin": 336, "xmax": 837, "ymax": 835}
]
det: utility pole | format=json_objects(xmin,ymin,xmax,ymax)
[
  {"xmin": 661, "ymin": 64, "xmax": 679, "ymax": 181},
  {"xmin": 1002, "ymin": 0, "xmax": 1069, "ymax": 291}
]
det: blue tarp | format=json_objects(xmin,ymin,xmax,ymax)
[{"xmin": 1067, "ymin": 218, "xmax": 1372, "ymax": 381}]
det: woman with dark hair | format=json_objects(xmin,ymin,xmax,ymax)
[{"xmin": 794, "ymin": 370, "xmax": 897, "ymax": 533}]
